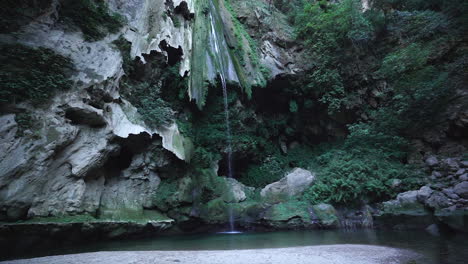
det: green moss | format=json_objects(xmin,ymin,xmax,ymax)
[
  {"xmin": 311, "ymin": 203, "xmax": 339, "ymax": 226},
  {"xmin": 154, "ymin": 179, "xmax": 179, "ymax": 212},
  {"xmin": 172, "ymin": 15, "xmax": 182, "ymax": 28},
  {"xmin": 16, "ymin": 214, "xmax": 97, "ymax": 224},
  {"xmin": 263, "ymin": 200, "xmax": 310, "ymax": 223},
  {"xmin": 14, "ymin": 112, "xmax": 34, "ymax": 137},
  {"xmin": 98, "ymin": 209, "xmax": 171, "ymax": 223},
  {"xmin": 59, "ymin": 0, "xmax": 125, "ymax": 41},
  {"xmin": 0, "ymin": 44, "xmax": 74, "ymax": 107},
  {"xmin": 112, "ymin": 36, "xmax": 133, "ymax": 74}
]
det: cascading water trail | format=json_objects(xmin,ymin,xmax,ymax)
[{"xmin": 208, "ymin": 0, "xmax": 237, "ymax": 233}]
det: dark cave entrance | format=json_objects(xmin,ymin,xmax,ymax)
[
  {"xmin": 159, "ymin": 40, "xmax": 183, "ymax": 66},
  {"xmin": 217, "ymin": 152, "xmax": 251, "ymax": 180},
  {"xmin": 101, "ymin": 133, "xmax": 153, "ymax": 177}
]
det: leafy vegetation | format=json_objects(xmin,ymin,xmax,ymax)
[
  {"xmin": 59, "ymin": 0, "xmax": 124, "ymax": 41},
  {"xmin": 0, "ymin": 44, "xmax": 74, "ymax": 106},
  {"xmin": 14, "ymin": 112, "xmax": 38, "ymax": 137},
  {"xmin": 116, "ymin": 38, "xmax": 186, "ymax": 129},
  {"xmin": 121, "ymin": 81, "xmax": 175, "ymax": 128},
  {"xmin": 154, "ymin": 179, "xmax": 178, "ymax": 211},
  {"xmin": 302, "ymin": 141, "xmax": 422, "ymax": 205}
]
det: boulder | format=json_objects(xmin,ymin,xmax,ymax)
[
  {"xmin": 262, "ymin": 201, "xmax": 311, "ymax": 229},
  {"xmin": 382, "ymin": 191, "xmax": 427, "ymax": 216},
  {"xmin": 417, "ymin": 186, "xmax": 433, "ymax": 203},
  {"xmin": 311, "ymin": 203, "xmax": 339, "ymax": 227},
  {"xmin": 461, "ymin": 161, "xmax": 468, "ymax": 168},
  {"xmin": 442, "ymin": 188, "xmax": 459, "ymax": 200},
  {"xmin": 425, "ymin": 156, "xmax": 439, "ymax": 167},
  {"xmin": 425, "ymin": 192, "xmax": 451, "ymax": 210},
  {"xmin": 442, "ymin": 158, "xmax": 460, "ymax": 172},
  {"xmin": 222, "ymin": 178, "xmax": 254, "ymax": 203},
  {"xmin": 460, "ymin": 174, "xmax": 468, "ymax": 182},
  {"xmin": 260, "ymin": 168, "xmax": 316, "ymax": 202},
  {"xmin": 454, "ymin": 182, "xmax": 468, "ymax": 199}
]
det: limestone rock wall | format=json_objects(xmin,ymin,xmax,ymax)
[{"xmin": 0, "ymin": 0, "xmax": 195, "ymax": 221}]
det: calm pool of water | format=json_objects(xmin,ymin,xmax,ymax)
[{"xmin": 9, "ymin": 229, "xmax": 468, "ymax": 263}]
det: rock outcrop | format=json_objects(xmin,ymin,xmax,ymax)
[
  {"xmin": 0, "ymin": 0, "xmax": 194, "ymax": 222},
  {"xmin": 377, "ymin": 157, "xmax": 468, "ymax": 232},
  {"xmin": 260, "ymin": 168, "xmax": 316, "ymax": 202}
]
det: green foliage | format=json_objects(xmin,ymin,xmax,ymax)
[
  {"xmin": 387, "ymin": 10, "xmax": 449, "ymax": 42},
  {"xmin": 172, "ymin": 15, "xmax": 182, "ymax": 28},
  {"xmin": 154, "ymin": 179, "xmax": 178, "ymax": 211},
  {"xmin": 121, "ymin": 81, "xmax": 174, "ymax": 128},
  {"xmin": 16, "ymin": 214, "xmax": 97, "ymax": 224},
  {"xmin": 224, "ymin": 0, "xmax": 261, "ymax": 68},
  {"xmin": 377, "ymin": 42, "xmax": 430, "ymax": 79},
  {"xmin": 59, "ymin": 0, "xmax": 124, "ymax": 41},
  {"xmin": 14, "ymin": 112, "xmax": 37, "ymax": 137},
  {"xmin": 0, "ymin": 44, "xmax": 73, "ymax": 106},
  {"xmin": 119, "ymin": 48, "xmax": 186, "ymax": 128},
  {"xmin": 112, "ymin": 36, "xmax": 133, "ymax": 74},
  {"xmin": 302, "ymin": 142, "xmax": 422, "ymax": 205},
  {"xmin": 295, "ymin": 0, "xmax": 375, "ymax": 114},
  {"xmin": 242, "ymin": 155, "xmax": 286, "ymax": 188},
  {"xmin": 289, "ymin": 100, "xmax": 298, "ymax": 113},
  {"xmin": 240, "ymin": 146, "xmax": 316, "ymax": 188}
]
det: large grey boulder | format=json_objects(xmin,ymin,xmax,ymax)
[
  {"xmin": 260, "ymin": 168, "xmax": 316, "ymax": 202},
  {"xmin": 417, "ymin": 186, "xmax": 433, "ymax": 203},
  {"xmin": 454, "ymin": 182, "xmax": 468, "ymax": 199},
  {"xmin": 222, "ymin": 178, "xmax": 254, "ymax": 203}
]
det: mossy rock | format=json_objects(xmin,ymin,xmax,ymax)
[
  {"xmin": 262, "ymin": 201, "xmax": 311, "ymax": 228},
  {"xmin": 311, "ymin": 203, "xmax": 339, "ymax": 227}
]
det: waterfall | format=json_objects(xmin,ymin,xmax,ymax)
[{"xmin": 208, "ymin": 0, "xmax": 236, "ymax": 232}]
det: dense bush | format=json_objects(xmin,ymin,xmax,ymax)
[
  {"xmin": 59, "ymin": 0, "xmax": 124, "ymax": 41},
  {"xmin": 302, "ymin": 142, "xmax": 422, "ymax": 205},
  {"xmin": 0, "ymin": 44, "xmax": 73, "ymax": 106},
  {"xmin": 121, "ymin": 81, "xmax": 174, "ymax": 128},
  {"xmin": 294, "ymin": 0, "xmax": 375, "ymax": 114}
]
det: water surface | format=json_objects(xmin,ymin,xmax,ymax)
[{"xmin": 11, "ymin": 229, "xmax": 468, "ymax": 263}]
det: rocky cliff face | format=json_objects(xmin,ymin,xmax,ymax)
[
  {"xmin": 0, "ymin": 0, "xmax": 304, "ymax": 223},
  {"xmin": 1, "ymin": 0, "xmax": 466, "ymax": 241},
  {"xmin": 0, "ymin": 0, "xmax": 195, "ymax": 221}
]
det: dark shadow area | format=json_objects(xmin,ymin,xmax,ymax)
[{"xmin": 159, "ymin": 40, "xmax": 183, "ymax": 66}]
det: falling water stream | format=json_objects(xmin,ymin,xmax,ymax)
[{"xmin": 208, "ymin": 1, "xmax": 237, "ymax": 233}]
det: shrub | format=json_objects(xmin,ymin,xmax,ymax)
[
  {"xmin": 302, "ymin": 143, "xmax": 422, "ymax": 205},
  {"xmin": 0, "ymin": 44, "xmax": 73, "ymax": 106},
  {"xmin": 59, "ymin": 0, "xmax": 124, "ymax": 41},
  {"xmin": 121, "ymin": 81, "xmax": 174, "ymax": 128}
]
